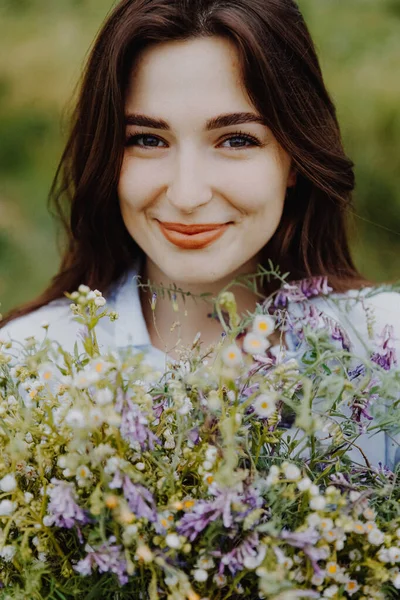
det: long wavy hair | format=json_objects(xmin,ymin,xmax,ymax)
[{"xmin": 2, "ymin": 0, "xmax": 371, "ymax": 327}]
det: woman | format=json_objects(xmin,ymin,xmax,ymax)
[{"xmin": 1, "ymin": 0, "xmax": 399, "ymax": 467}]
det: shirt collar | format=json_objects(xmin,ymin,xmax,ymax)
[{"xmin": 111, "ymin": 257, "xmax": 152, "ymax": 349}]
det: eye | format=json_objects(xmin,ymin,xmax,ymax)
[
  {"xmin": 124, "ymin": 130, "xmax": 262, "ymax": 150},
  {"xmin": 219, "ymin": 131, "xmax": 262, "ymax": 149},
  {"xmin": 125, "ymin": 134, "xmax": 166, "ymax": 149}
]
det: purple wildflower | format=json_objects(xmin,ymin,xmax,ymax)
[
  {"xmin": 177, "ymin": 487, "xmax": 262, "ymax": 542},
  {"xmin": 348, "ymin": 364, "xmax": 366, "ymax": 380},
  {"xmin": 371, "ymin": 324, "xmax": 398, "ymax": 370},
  {"xmin": 74, "ymin": 536, "xmax": 128, "ymax": 585},
  {"xmin": 273, "ymin": 277, "xmax": 333, "ymax": 308},
  {"xmin": 213, "ymin": 532, "xmax": 265, "ymax": 576},
  {"xmin": 120, "ymin": 399, "xmax": 160, "ymax": 451},
  {"xmin": 152, "ymin": 398, "xmax": 166, "ymax": 420},
  {"xmin": 46, "ymin": 479, "xmax": 88, "ymax": 529},
  {"xmin": 300, "ymin": 276, "xmax": 333, "ymax": 298},
  {"xmin": 323, "ymin": 316, "xmax": 351, "ymax": 351},
  {"xmin": 187, "ymin": 427, "xmax": 200, "ymax": 445},
  {"xmin": 122, "ymin": 476, "xmax": 157, "ymax": 523},
  {"xmin": 280, "ymin": 528, "xmax": 324, "ymax": 574},
  {"xmin": 280, "ymin": 527, "xmax": 320, "ymax": 548}
]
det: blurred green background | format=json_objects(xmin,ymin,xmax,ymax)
[{"xmin": 0, "ymin": 0, "xmax": 399, "ymax": 315}]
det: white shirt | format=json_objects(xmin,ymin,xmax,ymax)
[{"xmin": 1, "ymin": 264, "xmax": 400, "ymax": 470}]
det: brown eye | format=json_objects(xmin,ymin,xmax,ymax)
[
  {"xmin": 125, "ymin": 134, "xmax": 166, "ymax": 148},
  {"xmin": 220, "ymin": 132, "xmax": 261, "ymax": 149}
]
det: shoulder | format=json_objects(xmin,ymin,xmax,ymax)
[
  {"xmin": 0, "ymin": 299, "xmax": 82, "ymax": 353},
  {"xmin": 311, "ymin": 285, "xmax": 400, "ymax": 355}
]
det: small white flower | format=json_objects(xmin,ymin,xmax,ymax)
[
  {"xmin": 0, "ymin": 545, "xmax": 16, "ymax": 562},
  {"xmin": 311, "ymin": 572, "xmax": 325, "ymax": 586},
  {"xmin": 282, "ymin": 463, "xmax": 301, "ymax": 481},
  {"xmin": 297, "ymin": 477, "xmax": 312, "ymax": 491},
  {"xmin": 252, "ymin": 314, "xmax": 275, "ymax": 338},
  {"xmin": 38, "ymin": 552, "xmax": 48, "ymax": 562},
  {"xmin": 205, "ymin": 446, "xmax": 218, "ymax": 462},
  {"xmin": 307, "ymin": 513, "xmax": 321, "ymax": 528},
  {"xmin": 213, "ymin": 573, "xmax": 227, "ymax": 587},
  {"xmin": 7, "ymin": 395, "xmax": 17, "ymax": 407},
  {"xmin": 65, "ymin": 408, "xmax": 87, "ymax": 429},
  {"xmin": 136, "ymin": 544, "xmax": 153, "ymax": 563},
  {"xmin": 393, "ymin": 573, "xmax": 400, "ymax": 589},
  {"xmin": 94, "ymin": 296, "xmax": 106, "ymax": 307},
  {"xmin": 242, "ymin": 332, "xmax": 270, "ymax": 355},
  {"xmin": 78, "ymin": 284, "xmax": 90, "ymax": 294},
  {"xmin": 89, "ymin": 408, "xmax": 105, "ymax": 428},
  {"xmin": 243, "ymin": 545, "xmax": 266, "ymax": 569},
  {"xmin": 196, "ymin": 556, "xmax": 215, "ymax": 570},
  {"xmin": 38, "ymin": 363, "xmax": 58, "ymax": 385},
  {"xmin": 363, "ymin": 507, "xmax": 376, "ymax": 520},
  {"xmin": 309, "ymin": 495, "xmax": 326, "ymax": 511},
  {"xmin": 165, "ymin": 574, "xmax": 179, "ymax": 587},
  {"xmin": 203, "ymin": 460, "xmax": 213, "ymax": 471},
  {"xmin": 193, "ymin": 568, "xmax": 208, "ymax": 582},
  {"xmin": 227, "ymin": 390, "xmax": 236, "ymax": 402},
  {"xmin": 73, "ymin": 373, "xmax": 92, "ymax": 389},
  {"xmin": 57, "ymin": 456, "xmax": 68, "ymax": 469},
  {"xmin": 367, "ymin": 528, "xmax": 385, "ymax": 545},
  {"xmin": 135, "ymin": 462, "xmax": 145, "ymax": 471},
  {"xmin": 0, "ymin": 500, "xmax": 16, "ymax": 516},
  {"xmin": 178, "ymin": 397, "xmax": 193, "ymax": 415},
  {"xmin": 221, "ymin": 344, "xmax": 243, "ymax": 367},
  {"xmin": 253, "ymin": 393, "xmax": 276, "ymax": 418},
  {"xmin": 319, "ymin": 518, "xmax": 334, "ymax": 531},
  {"xmin": 122, "ymin": 523, "xmax": 139, "ymax": 546},
  {"xmin": 24, "ymin": 492, "xmax": 34, "ymax": 504},
  {"xmin": 309, "ymin": 484, "xmax": 320, "ymax": 496},
  {"xmin": 323, "ymin": 584, "xmax": 338, "ymax": 598},
  {"xmin": 344, "ymin": 580, "xmax": 360, "ymax": 596},
  {"xmin": 207, "ymin": 391, "xmax": 221, "ymax": 411},
  {"xmin": 40, "ymin": 320, "xmax": 49, "ymax": 328},
  {"xmin": 104, "ymin": 457, "xmax": 120, "ymax": 475},
  {"xmin": 349, "ymin": 491, "xmax": 361, "ymax": 502},
  {"xmin": 0, "ymin": 474, "xmax": 17, "ymax": 493},
  {"xmin": 94, "ymin": 388, "xmax": 114, "ymax": 406},
  {"xmin": 165, "ymin": 533, "xmax": 181, "ymax": 549},
  {"xmin": 76, "ymin": 465, "xmax": 91, "ymax": 480},
  {"xmin": 388, "ymin": 547, "xmax": 400, "ymax": 563}
]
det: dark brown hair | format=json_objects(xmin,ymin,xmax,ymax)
[{"xmin": 2, "ymin": 0, "xmax": 371, "ymax": 327}]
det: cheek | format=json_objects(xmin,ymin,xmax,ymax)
[
  {"xmin": 118, "ymin": 158, "xmax": 150, "ymax": 213},
  {"xmin": 222, "ymin": 160, "xmax": 288, "ymax": 215}
]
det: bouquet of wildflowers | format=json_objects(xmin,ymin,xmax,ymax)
[{"xmin": 0, "ymin": 270, "xmax": 400, "ymax": 600}]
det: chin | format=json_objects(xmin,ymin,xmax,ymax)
[{"xmin": 157, "ymin": 259, "xmax": 229, "ymax": 287}]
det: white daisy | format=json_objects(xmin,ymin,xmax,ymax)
[
  {"xmin": 253, "ymin": 393, "xmax": 276, "ymax": 418},
  {"xmin": 221, "ymin": 344, "xmax": 243, "ymax": 367},
  {"xmin": 242, "ymin": 333, "xmax": 270, "ymax": 355},
  {"xmin": 252, "ymin": 314, "xmax": 275, "ymax": 338}
]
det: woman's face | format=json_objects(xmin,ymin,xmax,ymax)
[{"xmin": 118, "ymin": 36, "xmax": 296, "ymax": 285}]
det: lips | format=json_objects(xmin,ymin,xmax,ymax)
[{"xmin": 157, "ymin": 220, "xmax": 230, "ymax": 250}]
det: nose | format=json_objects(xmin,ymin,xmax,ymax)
[{"xmin": 165, "ymin": 149, "xmax": 213, "ymax": 213}]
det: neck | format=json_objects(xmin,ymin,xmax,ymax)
[{"xmin": 139, "ymin": 256, "xmax": 263, "ymax": 360}]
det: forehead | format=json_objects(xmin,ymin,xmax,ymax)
[{"xmin": 125, "ymin": 36, "xmax": 255, "ymax": 119}]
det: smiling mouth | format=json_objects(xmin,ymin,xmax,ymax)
[{"xmin": 156, "ymin": 220, "xmax": 231, "ymax": 249}]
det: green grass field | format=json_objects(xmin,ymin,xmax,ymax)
[{"xmin": 0, "ymin": 0, "xmax": 399, "ymax": 315}]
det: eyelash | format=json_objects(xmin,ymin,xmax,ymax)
[{"xmin": 124, "ymin": 130, "xmax": 262, "ymax": 150}]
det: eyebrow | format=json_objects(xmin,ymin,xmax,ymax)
[{"xmin": 124, "ymin": 111, "xmax": 267, "ymax": 131}]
